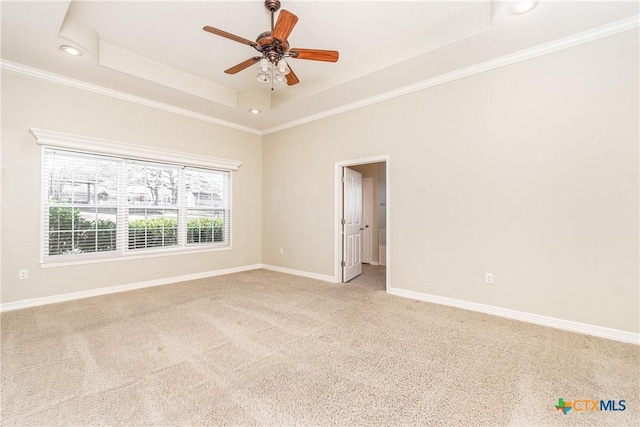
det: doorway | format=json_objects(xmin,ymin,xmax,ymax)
[{"xmin": 334, "ymin": 156, "xmax": 389, "ymax": 291}]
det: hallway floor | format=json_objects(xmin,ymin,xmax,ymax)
[{"xmin": 347, "ymin": 264, "xmax": 386, "ymax": 291}]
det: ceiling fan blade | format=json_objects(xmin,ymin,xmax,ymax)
[
  {"xmin": 289, "ymin": 48, "xmax": 339, "ymax": 62},
  {"xmin": 286, "ymin": 66, "xmax": 300, "ymax": 86},
  {"xmin": 272, "ymin": 10, "xmax": 298, "ymax": 43},
  {"xmin": 203, "ymin": 26, "xmax": 257, "ymax": 48},
  {"xmin": 225, "ymin": 57, "xmax": 262, "ymax": 74}
]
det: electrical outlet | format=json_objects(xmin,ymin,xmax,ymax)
[
  {"xmin": 19, "ymin": 269, "xmax": 28, "ymax": 280},
  {"xmin": 485, "ymin": 273, "xmax": 493, "ymax": 284},
  {"xmin": 279, "ymin": 248, "xmax": 284, "ymax": 255}
]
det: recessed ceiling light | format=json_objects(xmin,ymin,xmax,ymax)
[
  {"xmin": 249, "ymin": 108, "xmax": 261, "ymax": 115},
  {"xmin": 59, "ymin": 45, "xmax": 83, "ymax": 56},
  {"xmin": 508, "ymin": 1, "xmax": 538, "ymax": 16}
]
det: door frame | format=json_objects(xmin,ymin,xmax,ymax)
[{"xmin": 334, "ymin": 155, "xmax": 390, "ymax": 291}]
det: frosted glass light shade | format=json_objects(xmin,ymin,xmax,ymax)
[
  {"xmin": 275, "ymin": 59, "xmax": 290, "ymax": 75},
  {"xmin": 258, "ymin": 58, "xmax": 272, "ymax": 73},
  {"xmin": 256, "ymin": 73, "xmax": 271, "ymax": 83}
]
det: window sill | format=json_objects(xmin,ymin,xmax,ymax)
[{"xmin": 40, "ymin": 245, "xmax": 232, "ymax": 268}]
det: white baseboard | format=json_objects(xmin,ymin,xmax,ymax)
[
  {"xmin": 5, "ymin": 265, "xmax": 635, "ymax": 346},
  {"xmin": 388, "ymin": 287, "xmax": 639, "ymax": 345},
  {"xmin": 0, "ymin": 264, "xmax": 263, "ymax": 312},
  {"xmin": 261, "ymin": 264, "xmax": 338, "ymax": 283},
  {"xmin": 368, "ymin": 261, "xmax": 380, "ymax": 266}
]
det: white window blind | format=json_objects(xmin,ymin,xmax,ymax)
[
  {"xmin": 44, "ymin": 150, "xmax": 119, "ymax": 259},
  {"xmin": 126, "ymin": 160, "xmax": 180, "ymax": 250},
  {"xmin": 185, "ymin": 167, "xmax": 231, "ymax": 246},
  {"xmin": 42, "ymin": 148, "xmax": 232, "ymax": 263}
]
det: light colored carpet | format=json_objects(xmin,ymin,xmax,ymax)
[{"xmin": 1, "ymin": 266, "xmax": 638, "ymax": 426}]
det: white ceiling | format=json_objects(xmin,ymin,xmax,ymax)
[{"xmin": 2, "ymin": 1, "xmax": 638, "ymax": 133}]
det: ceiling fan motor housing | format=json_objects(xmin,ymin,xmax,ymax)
[{"xmin": 256, "ymin": 31, "xmax": 289, "ymax": 63}]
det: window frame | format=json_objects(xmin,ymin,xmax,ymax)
[{"xmin": 32, "ymin": 128, "xmax": 242, "ymax": 267}]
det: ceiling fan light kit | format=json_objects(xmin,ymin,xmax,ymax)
[
  {"xmin": 203, "ymin": 0, "xmax": 339, "ymax": 87},
  {"xmin": 255, "ymin": 57, "xmax": 289, "ymax": 86}
]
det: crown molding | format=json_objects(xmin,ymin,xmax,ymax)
[
  {"xmin": 0, "ymin": 60, "xmax": 262, "ymax": 136},
  {"xmin": 262, "ymin": 15, "xmax": 639, "ymax": 135},
  {"xmin": 2, "ymin": 15, "xmax": 638, "ymax": 137}
]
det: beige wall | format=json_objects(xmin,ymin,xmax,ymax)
[
  {"xmin": 1, "ymin": 71, "xmax": 262, "ymax": 303},
  {"xmin": 1, "ymin": 29, "xmax": 637, "ymax": 334},
  {"xmin": 262, "ymin": 29, "xmax": 639, "ymax": 333}
]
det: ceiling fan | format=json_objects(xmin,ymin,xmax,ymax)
[{"xmin": 203, "ymin": 0, "xmax": 339, "ymax": 86}]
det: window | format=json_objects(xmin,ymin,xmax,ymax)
[
  {"xmin": 43, "ymin": 148, "xmax": 232, "ymax": 263},
  {"xmin": 126, "ymin": 161, "xmax": 180, "ymax": 250},
  {"xmin": 185, "ymin": 168, "xmax": 229, "ymax": 245}
]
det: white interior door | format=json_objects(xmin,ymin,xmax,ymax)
[
  {"xmin": 343, "ymin": 167, "xmax": 363, "ymax": 282},
  {"xmin": 361, "ymin": 178, "xmax": 372, "ymax": 264}
]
